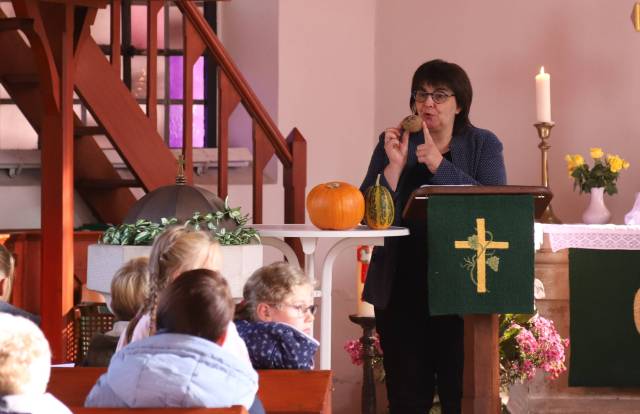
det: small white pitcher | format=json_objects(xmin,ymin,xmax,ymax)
[{"xmin": 625, "ymin": 192, "xmax": 640, "ymax": 225}]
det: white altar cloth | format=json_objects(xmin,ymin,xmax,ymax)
[{"xmin": 538, "ymin": 223, "xmax": 640, "ymax": 252}]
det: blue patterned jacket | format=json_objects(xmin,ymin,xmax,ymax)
[
  {"xmin": 359, "ymin": 125, "xmax": 507, "ymax": 309},
  {"xmin": 236, "ymin": 320, "xmax": 319, "ymax": 369}
]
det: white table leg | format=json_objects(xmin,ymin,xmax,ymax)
[
  {"xmin": 319, "ymin": 236, "xmax": 384, "ymax": 370},
  {"xmin": 259, "ymin": 237, "xmax": 301, "ymax": 268},
  {"xmin": 300, "ymin": 238, "xmax": 317, "ymax": 284}
]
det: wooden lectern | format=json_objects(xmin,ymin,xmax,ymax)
[{"xmin": 402, "ymin": 185, "xmax": 551, "ymax": 414}]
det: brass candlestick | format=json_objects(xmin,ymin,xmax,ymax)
[{"xmin": 534, "ymin": 122, "xmax": 562, "ymax": 223}]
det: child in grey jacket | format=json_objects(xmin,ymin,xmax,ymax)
[{"xmin": 85, "ymin": 268, "xmax": 262, "ymax": 412}]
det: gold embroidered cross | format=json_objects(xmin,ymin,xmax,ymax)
[{"xmin": 454, "ymin": 218, "xmax": 509, "ymax": 293}]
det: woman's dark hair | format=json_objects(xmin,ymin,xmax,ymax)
[
  {"xmin": 156, "ymin": 268, "xmax": 234, "ymax": 343},
  {"xmin": 410, "ymin": 59, "xmax": 473, "ymax": 134}
]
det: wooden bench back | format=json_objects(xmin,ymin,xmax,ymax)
[{"xmin": 48, "ymin": 367, "xmax": 332, "ymax": 414}]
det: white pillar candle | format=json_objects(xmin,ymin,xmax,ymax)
[
  {"xmin": 356, "ymin": 246, "xmax": 374, "ymax": 317},
  {"xmin": 535, "ymin": 66, "xmax": 552, "ymax": 123}
]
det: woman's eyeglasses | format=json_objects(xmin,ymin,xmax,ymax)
[{"xmin": 412, "ymin": 90, "xmax": 454, "ymax": 104}]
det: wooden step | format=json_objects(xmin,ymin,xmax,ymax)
[
  {"xmin": 0, "ymin": 18, "xmax": 33, "ymax": 32},
  {"xmin": 74, "ymin": 125, "xmax": 107, "ymax": 138},
  {"xmin": 1, "ymin": 73, "xmax": 39, "ymax": 86},
  {"xmin": 75, "ymin": 178, "xmax": 141, "ymax": 189},
  {"xmin": 40, "ymin": 0, "xmax": 110, "ymax": 8}
]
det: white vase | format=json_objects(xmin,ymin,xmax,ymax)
[
  {"xmin": 625, "ymin": 192, "xmax": 640, "ymax": 225},
  {"xmin": 582, "ymin": 187, "xmax": 611, "ymax": 224}
]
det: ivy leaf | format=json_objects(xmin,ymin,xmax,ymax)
[{"xmin": 134, "ymin": 231, "xmax": 150, "ymax": 245}]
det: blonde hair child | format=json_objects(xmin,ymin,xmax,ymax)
[
  {"xmin": 235, "ymin": 262, "xmax": 319, "ymax": 369},
  {"xmin": 117, "ymin": 225, "xmax": 250, "ymax": 363},
  {"xmin": 0, "ymin": 314, "xmax": 71, "ymax": 413},
  {"xmin": 237, "ymin": 262, "xmax": 315, "ymax": 334},
  {"xmin": 83, "ymin": 257, "xmax": 150, "ymax": 366},
  {"xmin": 120, "ymin": 225, "xmax": 220, "ymax": 346},
  {"xmin": 109, "ymin": 256, "xmax": 149, "ymax": 322}
]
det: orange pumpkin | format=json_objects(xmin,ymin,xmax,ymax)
[{"xmin": 306, "ymin": 182, "xmax": 365, "ymax": 230}]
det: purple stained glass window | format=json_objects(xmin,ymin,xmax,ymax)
[{"xmin": 168, "ymin": 56, "xmax": 205, "ymax": 148}]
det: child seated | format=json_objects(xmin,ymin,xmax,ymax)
[
  {"xmin": 235, "ymin": 262, "xmax": 319, "ymax": 369},
  {"xmin": 117, "ymin": 225, "xmax": 250, "ymax": 363},
  {"xmin": 84, "ymin": 257, "xmax": 149, "ymax": 366},
  {"xmin": 0, "ymin": 245, "xmax": 39, "ymax": 325},
  {"xmin": 0, "ymin": 314, "xmax": 71, "ymax": 414},
  {"xmin": 85, "ymin": 268, "xmax": 262, "ymax": 412}
]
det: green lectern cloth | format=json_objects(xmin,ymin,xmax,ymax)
[
  {"xmin": 569, "ymin": 248, "xmax": 640, "ymax": 386},
  {"xmin": 427, "ymin": 195, "xmax": 534, "ymax": 315}
]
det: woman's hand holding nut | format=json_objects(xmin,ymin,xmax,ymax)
[{"xmin": 384, "ymin": 125, "xmax": 409, "ymax": 169}]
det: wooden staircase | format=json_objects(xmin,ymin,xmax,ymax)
[
  {"xmin": 0, "ymin": 0, "xmax": 307, "ymax": 361},
  {"xmin": 0, "ymin": 9, "xmax": 140, "ymax": 223}
]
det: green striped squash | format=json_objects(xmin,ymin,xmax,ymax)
[{"xmin": 365, "ymin": 174, "xmax": 394, "ymax": 229}]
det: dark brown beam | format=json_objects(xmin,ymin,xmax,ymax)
[
  {"xmin": 2, "ymin": 73, "xmax": 39, "ymax": 85},
  {"xmin": 109, "ymin": 0, "xmax": 121, "ymax": 70},
  {"xmin": 76, "ymin": 178, "xmax": 141, "ymax": 189},
  {"xmin": 74, "ymin": 125, "xmax": 106, "ymax": 137},
  {"xmin": 41, "ymin": 0, "xmax": 109, "ymax": 8},
  {"xmin": 0, "ymin": 17, "xmax": 33, "ymax": 31}
]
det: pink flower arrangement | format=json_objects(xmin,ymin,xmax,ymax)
[
  {"xmin": 345, "ymin": 314, "xmax": 569, "ymax": 388},
  {"xmin": 499, "ymin": 313, "xmax": 570, "ymax": 386},
  {"xmin": 344, "ymin": 333, "xmax": 385, "ymax": 381},
  {"xmin": 344, "ymin": 337, "xmax": 366, "ymax": 365}
]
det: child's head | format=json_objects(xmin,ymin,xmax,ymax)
[
  {"xmin": 240, "ymin": 262, "xmax": 315, "ymax": 335},
  {"xmin": 0, "ymin": 314, "xmax": 50, "ymax": 396},
  {"xmin": 148, "ymin": 225, "xmax": 222, "ymax": 283},
  {"xmin": 110, "ymin": 257, "xmax": 150, "ymax": 321},
  {"xmin": 0, "ymin": 245, "xmax": 15, "ymax": 302},
  {"xmin": 157, "ymin": 268, "xmax": 233, "ymax": 345},
  {"xmin": 139, "ymin": 225, "xmax": 221, "ymax": 336}
]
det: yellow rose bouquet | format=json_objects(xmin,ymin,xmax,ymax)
[{"xmin": 565, "ymin": 148, "xmax": 630, "ymax": 195}]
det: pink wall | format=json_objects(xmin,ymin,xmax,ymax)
[
  {"xmin": 376, "ymin": 0, "xmax": 640, "ymax": 224},
  {"xmin": 201, "ymin": 1, "xmax": 640, "ymax": 412},
  {"xmin": 277, "ymin": 1, "xmax": 376, "ymax": 412},
  {"xmin": 221, "ymin": 2, "xmax": 378, "ymax": 411},
  {"xmin": 220, "ymin": 0, "xmax": 279, "ymax": 152}
]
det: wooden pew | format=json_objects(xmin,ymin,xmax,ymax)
[
  {"xmin": 71, "ymin": 408, "xmax": 246, "ymax": 414},
  {"xmin": 48, "ymin": 367, "xmax": 332, "ymax": 414},
  {"xmin": 255, "ymin": 370, "xmax": 332, "ymax": 414}
]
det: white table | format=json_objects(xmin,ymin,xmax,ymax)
[{"xmin": 252, "ymin": 224, "xmax": 409, "ymax": 369}]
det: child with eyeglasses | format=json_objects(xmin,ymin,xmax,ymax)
[{"xmin": 235, "ymin": 262, "xmax": 319, "ymax": 369}]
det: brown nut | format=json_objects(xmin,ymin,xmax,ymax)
[{"xmin": 401, "ymin": 114, "xmax": 422, "ymax": 133}]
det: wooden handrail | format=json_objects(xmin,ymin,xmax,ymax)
[{"xmin": 173, "ymin": 0, "xmax": 293, "ymax": 168}]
